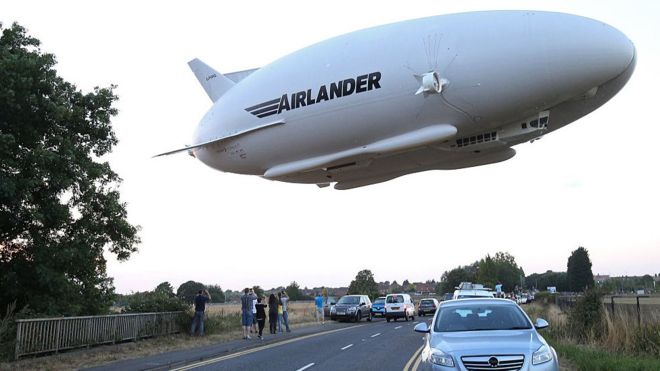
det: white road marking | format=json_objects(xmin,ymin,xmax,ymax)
[
  {"xmin": 341, "ymin": 344, "xmax": 353, "ymax": 350},
  {"xmin": 370, "ymin": 333, "xmax": 381, "ymax": 338},
  {"xmin": 296, "ymin": 363, "xmax": 315, "ymax": 371},
  {"xmin": 395, "ymin": 326, "xmax": 402, "ymax": 329}
]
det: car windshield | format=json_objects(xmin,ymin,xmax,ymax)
[
  {"xmin": 421, "ymin": 300, "xmax": 434, "ymax": 305},
  {"xmin": 337, "ymin": 296, "xmax": 360, "ymax": 304},
  {"xmin": 434, "ymin": 304, "xmax": 532, "ymax": 332},
  {"xmin": 374, "ymin": 298, "xmax": 385, "ymax": 304},
  {"xmin": 386, "ymin": 295, "xmax": 404, "ymax": 303}
]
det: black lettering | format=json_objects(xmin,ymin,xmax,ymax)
[
  {"xmin": 367, "ymin": 72, "xmax": 382, "ymax": 90},
  {"xmin": 295, "ymin": 91, "xmax": 306, "ymax": 109},
  {"xmin": 306, "ymin": 89, "xmax": 315, "ymax": 105},
  {"xmin": 330, "ymin": 81, "xmax": 342, "ymax": 99},
  {"xmin": 277, "ymin": 94, "xmax": 290, "ymax": 113},
  {"xmin": 355, "ymin": 74, "xmax": 368, "ymax": 93},
  {"xmin": 342, "ymin": 78, "xmax": 356, "ymax": 96},
  {"xmin": 316, "ymin": 85, "xmax": 329, "ymax": 102}
]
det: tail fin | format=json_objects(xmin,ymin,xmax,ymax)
[{"xmin": 188, "ymin": 58, "xmax": 235, "ymax": 102}]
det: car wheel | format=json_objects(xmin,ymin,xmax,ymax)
[{"xmin": 356, "ymin": 311, "xmax": 362, "ymax": 322}]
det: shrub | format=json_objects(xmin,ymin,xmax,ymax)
[
  {"xmin": 0, "ymin": 302, "xmax": 17, "ymax": 361},
  {"xmin": 567, "ymin": 289, "xmax": 604, "ymax": 341},
  {"xmin": 123, "ymin": 291, "xmax": 188, "ymax": 313}
]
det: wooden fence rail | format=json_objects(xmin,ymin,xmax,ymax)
[{"xmin": 15, "ymin": 311, "xmax": 183, "ymax": 359}]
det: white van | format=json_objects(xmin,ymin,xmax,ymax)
[
  {"xmin": 452, "ymin": 282, "xmax": 495, "ymax": 300},
  {"xmin": 384, "ymin": 293, "xmax": 415, "ymax": 322}
]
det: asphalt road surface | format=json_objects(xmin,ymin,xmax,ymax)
[{"xmin": 88, "ymin": 316, "xmax": 432, "ymax": 371}]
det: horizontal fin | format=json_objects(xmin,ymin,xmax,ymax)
[
  {"xmin": 225, "ymin": 68, "xmax": 259, "ymax": 83},
  {"xmin": 264, "ymin": 124, "xmax": 457, "ymax": 178},
  {"xmin": 188, "ymin": 58, "xmax": 235, "ymax": 102},
  {"xmin": 153, "ymin": 119, "xmax": 285, "ymax": 158}
]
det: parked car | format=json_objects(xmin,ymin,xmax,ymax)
[
  {"xmin": 453, "ymin": 282, "xmax": 495, "ymax": 300},
  {"xmin": 384, "ymin": 293, "xmax": 415, "ymax": 322},
  {"xmin": 323, "ymin": 296, "xmax": 337, "ymax": 317},
  {"xmin": 414, "ymin": 298, "xmax": 558, "ymax": 370},
  {"xmin": 371, "ymin": 296, "xmax": 386, "ymax": 317},
  {"xmin": 441, "ymin": 292, "xmax": 454, "ymax": 302},
  {"xmin": 417, "ymin": 298, "xmax": 440, "ymax": 316},
  {"xmin": 330, "ymin": 295, "xmax": 372, "ymax": 322}
]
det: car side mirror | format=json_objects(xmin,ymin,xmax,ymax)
[
  {"xmin": 414, "ymin": 322, "xmax": 430, "ymax": 333},
  {"xmin": 534, "ymin": 318, "xmax": 549, "ymax": 330},
  {"xmin": 330, "ymin": 302, "xmax": 336, "ymax": 305},
  {"xmin": 361, "ymin": 302, "xmax": 365, "ymax": 306}
]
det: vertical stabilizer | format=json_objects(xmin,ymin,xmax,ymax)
[{"xmin": 188, "ymin": 58, "xmax": 235, "ymax": 102}]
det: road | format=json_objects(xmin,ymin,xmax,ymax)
[{"xmin": 88, "ymin": 316, "xmax": 432, "ymax": 371}]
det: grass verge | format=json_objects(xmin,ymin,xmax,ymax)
[{"xmin": 545, "ymin": 334, "xmax": 660, "ymax": 371}]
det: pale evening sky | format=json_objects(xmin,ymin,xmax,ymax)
[{"xmin": 3, "ymin": 1, "xmax": 659, "ymax": 294}]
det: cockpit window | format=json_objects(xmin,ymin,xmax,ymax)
[{"xmin": 530, "ymin": 119, "xmax": 539, "ymax": 128}]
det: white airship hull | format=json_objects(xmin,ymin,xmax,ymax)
[{"xmin": 161, "ymin": 11, "xmax": 635, "ymax": 189}]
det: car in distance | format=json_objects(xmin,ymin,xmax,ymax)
[
  {"xmin": 418, "ymin": 298, "xmax": 440, "ymax": 317},
  {"xmin": 441, "ymin": 292, "xmax": 454, "ymax": 302},
  {"xmin": 371, "ymin": 296, "xmax": 386, "ymax": 318},
  {"xmin": 384, "ymin": 293, "xmax": 415, "ymax": 322},
  {"xmin": 330, "ymin": 295, "xmax": 372, "ymax": 322},
  {"xmin": 414, "ymin": 298, "xmax": 559, "ymax": 370},
  {"xmin": 453, "ymin": 282, "xmax": 495, "ymax": 300},
  {"xmin": 323, "ymin": 296, "xmax": 337, "ymax": 317}
]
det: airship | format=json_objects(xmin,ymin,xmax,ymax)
[{"xmin": 157, "ymin": 11, "xmax": 635, "ymax": 190}]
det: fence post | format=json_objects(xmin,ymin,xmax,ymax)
[
  {"xmin": 55, "ymin": 319, "xmax": 62, "ymax": 354},
  {"xmin": 636, "ymin": 296, "xmax": 641, "ymax": 326},
  {"xmin": 14, "ymin": 321, "xmax": 22, "ymax": 360},
  {"xmin": 611, "ymin": 296, "xmax": 615, "ymax": 316}
]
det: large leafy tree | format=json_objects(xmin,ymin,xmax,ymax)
[
  {"xmin": 476, "ymin": 252, "xmax": 525, "ymax": 291},
  {"xmin": 0, "ymin": 23, "xmax": 140, "ymax": 316},
  {"xmin": 347, "ymin": 269, "xmax": 380, "ymax": 299},
  {"xmin": 176, "ymin": 281, "xmax": 205, "ymax": 303},
  {"xmin": 567, "ymin": 246, "xmax": 595, "ymax": 292}
]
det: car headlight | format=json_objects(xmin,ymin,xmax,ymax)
[
  {"xmin": 532, "ymin": 344, "xmax": 553, "ymax": 365},
  {"xmin": 430, "ymin": 349, "xmax": 454, "ymax": 367},
  {"xmin": 348, "ymin": 306, "xmax": 357, "ymax": 312}
]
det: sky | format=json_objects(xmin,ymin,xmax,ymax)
[{"xmin": 3, "ymin": 1, "xmax": 659, "ymax": 294}]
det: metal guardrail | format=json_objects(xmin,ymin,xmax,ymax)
[{"xmin": 15, "ymin": 311, "xmax": 183, "ymax": 359}]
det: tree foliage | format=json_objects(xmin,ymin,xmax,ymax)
[
  {"xmin": 438, "ymin": 263, "xmax": 478, "ymax": 293},
  {"xmin": 176, "ymin": 281, "xmax": 205, "ymax": 303},
  {"xmin": 207, "ymin": 285, "xmax": 225, "ymax": 303},
  {"xmin": 476, "ymin": 252, "xmax": 525, "ymax": 291},
  {"xmin": 122, "ymin": 290, "xmax": 187, "ymax": 313},
  {"xmin": 285, "ymin": 281, "xmax": 310, "ymax": 300},
  {"xmin": 567, "ymin": 246, "xmax": 595, "ymax": 292},
  {"xmin": 0, "ymin": 23, "xmax": 140, "ymax": 316},
  {"xmin": 347, "ymin": 269, "xmax": 380, "ymax": 299},
  {"xmin": 526, "ymin": 270, "xmax": 568, "ymax": 291},
  {"xmin": 155, "ymin": 282, "xmax": 175, "ymax": 297}
]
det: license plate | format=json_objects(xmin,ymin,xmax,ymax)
[
  {"xmin": 392, "ymin": 306, "xmax": 399, "ymax": 310},
  {"xmin": 337, "ymin": 311, "xmax": 345, "ymax": 315}
]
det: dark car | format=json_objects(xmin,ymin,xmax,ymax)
[
  {"xmin": 323, "ymin": 296, "xmax": 337, "ymax": 317},
  {"xmin": 370, "ymin": 296, "xmax": 386, "ymax": 317},
  {"xmin": 441, "ymin": 292, "xmax": 454, "ymax": 301},
  {"xmin": 330, "ymin": 295, "xmax": 372, "ymax": 322},
  {"xmin": 417, "ymin": 298, "xmax": 439, "ymax": 316}
]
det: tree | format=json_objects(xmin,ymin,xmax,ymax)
[
  {"xmin": 477, "ymin": 252, "xmax": 525, "ymax": 292},
  {"xmin": 177, "ymin": 281, "xmax": 205, "ymax": 303},
  {"xmin": 526, "ymin": 271, "xmax": 568, "ymax": 292},
  {"xmin": 439, "ymin": 263, "xmax": 477, "ymax": 293},
  {"xmin": 252, "ymin": 285, "xmax": 264, "ymax": 299},
  {"xmin": 206, "ymin": 285, "xmax": 225, "ymax": 303},
  {"xmin": 155, "ymin": 282, "xmax": 175, "ymax": 297},
  {"xmin": 347, "ymin": 269, "xmax": 380, "ymax": 299},
  {"xmin": 567, "ymin": 246, "xmax": 595, "ymax": 292},
  {"xmin": 0, "ymin": 23, "xmax": 140, "ymax": 316},
  {"xmin": 122, "ymin": 290, "xmax": 187, "ymax": 313},
  {"xmin": 285, "ymin": 281, "xmax": 309, "ymax": 300}
]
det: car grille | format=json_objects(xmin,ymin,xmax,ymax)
[{"xmin": 461, "ymin": 355, "xmax": 524, "ymax": 371}]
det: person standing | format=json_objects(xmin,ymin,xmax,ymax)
[
  {"xmin": 255, "ymin": 297, "xmax": 267, "ymax": 339},
  {"xmin": 281, "ymin": 290, "xmax": 291, "ymax": 332},
  {"xmin": 268, "ymin": 293, "xmax": 278, "ymax": 334},
  {"xmin": 315, "ymin": 292, "xmax": 325, "ymax": 324},
  {"xmin": 251, "ymin": 294, "xmax": 258, "ymax": 334},
  {"xmin": 277, "ymin": 292, "xmax": 284, "ymax": 333},
  {"xmin": 240, "ymin": 288, "xmax": 257, "ymax": 339},
  {"xmin": 190, "ymin": 289, "xmax": 211, "ymax": 336}
]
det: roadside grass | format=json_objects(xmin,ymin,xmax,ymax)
[
  {"xmin": 546, "ymin": 335, "xmax": 660, "ymax": 371},
  {"xmin": 1, "ymin": 301, "xmax": 318, "ymax": 371}
]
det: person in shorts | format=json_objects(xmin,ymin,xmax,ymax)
[
  {"xmin": 241, "ymin": 288, "xmax": 257, "ymax": 339},
  {"xmin": 315, "ymin": 292, "xmax": 325, "ymax": 324}
]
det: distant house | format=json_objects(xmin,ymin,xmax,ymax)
[
  {"xmin": 414, "ymin": 282, "xmax": 434, "ymax": 295},
  {"xmin": 594, "ymin": 274, "xmax": 610, "ymax": 284}
]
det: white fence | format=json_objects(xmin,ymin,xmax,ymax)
[{"xmin": 15, "ymin": 311, "xmax": 183, "ymax": 359}]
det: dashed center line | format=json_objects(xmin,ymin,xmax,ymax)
[
  {"xmin": 341, "ymin": 344, "xmax": 354, "ymax": 350},
  {"xmin": 296, "ymin": 363, "xmax": 315, "ymax": 371},
  {"xmin": 395, "ymin": 326, "xmax": 402, "ymax": 329},
  {"xmin": 370, "ymin": 332, "xmax": 381, "ymax": 338}
]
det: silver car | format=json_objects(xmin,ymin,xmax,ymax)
[{"xmin": 414, "ymin": 298, "xmax": 558, "ymax": 370}]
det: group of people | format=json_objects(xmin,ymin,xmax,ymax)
[
  {"xmin": 240, "ymin": 288, "xmax": 291, "ymax": 340},
  {"xmin": 189, "ymin": 288, "xmax": 297, "ymax": 339}
]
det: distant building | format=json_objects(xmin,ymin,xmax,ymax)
[{"xmin": 594, "ymin": 274, "xmax": 610, "ymax": 283}]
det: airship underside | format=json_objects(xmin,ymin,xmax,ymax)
[{"xmin": 158, "ymin": 11, "xmax": 635, "ymax": 190}]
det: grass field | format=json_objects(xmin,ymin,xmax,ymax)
[{"xmin": 205, "ymin": 301, "xmax": 316, "ymax": 323}]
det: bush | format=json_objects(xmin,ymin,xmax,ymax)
[
  {"xmin": 0, "ymin": 302, "xmax": 17, "ymax": 361},
  {"xmin": 179, "ymin": 311, "xmax": 241, "ymax": 335},
  {"xmin": 123, "ymin": 291, "xmax": 188, "ymax": 313},
  {"xmin": 567, "ymin": 289, "xmax": 604, "ymax": 341}
]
